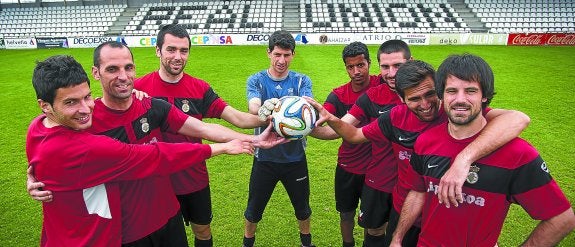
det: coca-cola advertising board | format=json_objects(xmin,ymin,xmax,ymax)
[{"xmin": 508, "ymin": 33, "xmax": 575, "ymax": 46}]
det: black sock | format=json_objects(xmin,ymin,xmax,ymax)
[
  {"xmin": 343, "ymin": 240, "xmax": 355, "ymax": 247},
  {"xmin": 194, "ymin": 237, "xmax": 213, "ymax": 247},
  {"xmin": 300, "ymin": 232, "xmax": 312, "ymax": 246},
  {"xmin": 243, "ymin": 236, "xmax": 255, "ymax": 247},
  {"xmin": 363, "ymin": 233, "xmax": 385, "ymax": 247}
]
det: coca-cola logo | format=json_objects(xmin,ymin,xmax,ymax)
[
  {"xmin": 512, "ymin": 35, "xmax": 543, "ymax": 45},
  {"xmin": 547, "ymin": 34, "xmax": 575, "ymax": 45}
]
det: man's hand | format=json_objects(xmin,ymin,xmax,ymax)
[
  {"xmin": 437, "ymin": 156, "xmax": 470, "ymax": 208},
  {"xmin": 132, "ymin": 89, "xmax": 149, "ymax": 100},
  {"xmin": 224, "ymin": 139, "xmax": 254, "ymax": 155},
  {"xmin": 302, "ymin": 96, "xmax": 332, "ymax": 127},
  {"xmin": 253, "ymin": 122, "xmax": 290, "ymax": 149},
  {"xmin": 257, "ymin": 98, "xmax": 279, "ymax": 121},
  {"xmin": 27, "ymin": 166, "xmax": 53, "ymax": 202},
  {"xmin": 209, "ymin": 139, "xmax": 254, "ymax": 156}
]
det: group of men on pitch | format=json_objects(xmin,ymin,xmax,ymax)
[
  {"xmin": 26, "ymin": 24, "xmax": 574, "ymax": 247},
  {"xmin": 305, "ymin": 40, "xmax": 575, "ymax": 247}
]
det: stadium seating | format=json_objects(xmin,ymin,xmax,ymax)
[
  {"xmin": 466, "ymin": 0, "xmax": 575, "ymax": 33},
  {"xmin": 0, "ymin": 4, "xmax": 126, "ymax": 38},
  {"xmin": 1, "ymin": 0, "xmax": 574, "ymax": 38}
]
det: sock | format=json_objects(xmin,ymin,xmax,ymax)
[
  {"xmin": 194, "ymin": 237, "xmax": 213, "ymax": 247},
  {"xmin": 243, "ymin": 236, "xmax": 255, "ymax": 247},
  {"xmin": 300, "ymin": 232, "xmax": 312, "ymax": 246},
  {"xmin": 343, "ymin": 240, "xmax": 355, "ymax": 247},
  {"xmin": 363, "ymin": 233, "xmax": 385, "ymax": 247}
]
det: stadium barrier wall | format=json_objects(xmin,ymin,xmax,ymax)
[
  {"xmin": 2, "ymin": 33, "xmax": 575, "ymax": 50},
  {"xmin": 508, "ymin": 33, "xmax": 575, "ymax": 46}
]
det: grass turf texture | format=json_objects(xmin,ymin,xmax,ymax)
[{"xmin": 0, "ymin": 45, "xmax": 573, "ymax": 246}]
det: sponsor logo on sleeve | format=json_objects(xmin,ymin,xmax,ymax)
[{"xmin": 540, "ymin": 162, "xmax": 550, "ymax": 173}]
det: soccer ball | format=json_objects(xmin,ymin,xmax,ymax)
[{"xmin": 271, "ymin": 96, "xmax": 317, "ymax": 140}]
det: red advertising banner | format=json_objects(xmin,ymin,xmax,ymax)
[{"xmin": 508, "ymin": 33, "xmax": 575, "ymax": 46}]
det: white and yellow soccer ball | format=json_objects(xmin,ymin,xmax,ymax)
[{"xmin": 271, "ymin": 96, "xmax": 317, "ymax": 140}]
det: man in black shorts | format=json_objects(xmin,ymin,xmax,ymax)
[
  {"xmin": 321, "ymin": 41, "xmax": 391, "ymax": 247},
  {"xmin": 244, "ymin": 30, "xmax": 315, "ymax": 247},
  {"xmin": 306, "ymin": 57, "xmax": 530, "ymax": 246},
  {"xmin": 26, "ymin": 41, "xmax": 283, "ymax": 246},
  {"xmin": 134, "ymin": 24, "xmax": 269, "ymax": 247}
]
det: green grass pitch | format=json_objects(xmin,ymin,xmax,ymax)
[{"xmin": 0, "ymin": 45, "xmax": 573, "ymax": 246}]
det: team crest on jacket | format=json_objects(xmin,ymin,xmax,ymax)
[
  {"xmin": 181, "ymin": 99, "xmax": 190, "ymax": 113},
  {"xmin": 140, "ymin": 118, "xmax": 150, "ymax": 133},
  {"xmin": 466, "ymin": 165, "xmax": 480, "ymax": 184}
]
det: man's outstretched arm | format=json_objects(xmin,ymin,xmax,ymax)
[
  {"xmin": 220, "ymin": 105, "xmax": 268, "ymax": 129},
  {"xmin": 305, "ymin": 96, "xmax": 368, "ymax": 144},
  {"xmin": 310, "ymin": 113, "xmax": 361, "ymax": 140},
  {"xmin": 178, "ymin": 117, "xmax": 286, "ymax": 149}
]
